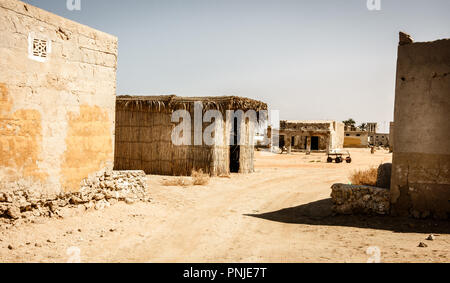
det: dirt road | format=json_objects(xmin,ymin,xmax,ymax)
[{"xmin": 1, "ymin": 148, "xmax": 449, "ymax": 263}]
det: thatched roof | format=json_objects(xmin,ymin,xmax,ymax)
[{"xmin": 116, "ymin": 95, "xmax": 268, "ymax": 112}]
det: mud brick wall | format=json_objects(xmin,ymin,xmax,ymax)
[
  {"xmin": 391, "ymin": 34, "xmax": 450, "ymax": 219},
  {"xmin": 0, "ymin": 0, "xmax": 118, "ymax": 193}
]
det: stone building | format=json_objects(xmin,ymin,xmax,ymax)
[
  {"xmin": 373, "ymin": 133, "xmax": 389, "ymax": 147},
  {"xmin": 366, "ymin": 122, "xmax": 378, "ymax": 145},
  {"xmin": 0, "ymin": 0, "xmax": 118, "ymax": 193},
  {"xmin": 279, "ymin": 120, "xmax": 344, "ymax": 152},
  {"xmin": 114, "ymin": 95, "xmax": 267, "ymax": 176},
  {"xmin": 390, "ymin": 32, "xmax": 450, "ymax": 219}
]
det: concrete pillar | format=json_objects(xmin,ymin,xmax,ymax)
[{"xmin": 306, "ymin": 136, "xmax": 311, "ymax": 152}]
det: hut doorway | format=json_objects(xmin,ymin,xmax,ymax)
[
  {"xmin": 311, "ymin": 136, "xmax": 319, "ymax": 151},
  {"xmin": 279, "ymin": 135, "xmax": 286, "ymax": 148},
  {"xmin": 230, "ymin": 117, "xmax": 240, "ymax": 173},
  {"xmin": 230, "ymin": 146, "xmax": 240, "ymax": 173}
]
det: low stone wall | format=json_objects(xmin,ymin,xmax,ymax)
[
  {"xmin": 0, "ymin": 171, "xmax": 149, "ymax": 224},
  {"xmin": 331, "ymin": 184, "xmax": 390, "ymax": 215}
]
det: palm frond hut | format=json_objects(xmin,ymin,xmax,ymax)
[{"xmin": 114, "ymin": 95, "xmax": 268, "ymax": 176}]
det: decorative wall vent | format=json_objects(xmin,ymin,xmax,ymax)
[{"xmin": 28, "ymin": 32, "xmax": 51, "ymax": 62}]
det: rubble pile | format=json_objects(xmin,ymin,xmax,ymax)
[{"xmin": 0, "ymin": 171, "xmax": 149, "ymax": 224}]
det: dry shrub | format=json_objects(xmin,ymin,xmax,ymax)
[
  {"xmin": 161, "ymin": 170, "xmax": 210, "ymax": 187},
  {"xmin": 192, "ymin": 169, "xmax": 210, "ymax": 186},
  {"xmin": 162, "ymin": 177, "xmax": 190, "ymax": 187},
  {"xmin": 349, "ymin": 166, "xmax": 378, "ymax": 186}
]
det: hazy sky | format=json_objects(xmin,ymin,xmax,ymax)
[{"xmin": 23, "ymin": 0, "xmax": 450, "ymax": 132}]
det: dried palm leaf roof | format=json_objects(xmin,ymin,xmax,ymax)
[{"xmin": 117, "ymin": 95, "xmax": 268, "ymax": 112}]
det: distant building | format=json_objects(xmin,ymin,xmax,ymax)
[
  {"xmin": 279, "ymin": 121, "xmax": 344, "ymax": 152},
  {"xmin": 374, "ymin": 133, "xmax": 390, "ymax": 147},
  {"xmin": 366, "ymin": 122, "xmax": 378, "ymax": 145},
  {"xmin": 344, "ymin": 127, "xmax": 369, "ymax": 148}
]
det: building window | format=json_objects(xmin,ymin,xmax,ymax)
[{"xmin": 28, "ymin": 33, "xmax": 51, "ymax": 62}]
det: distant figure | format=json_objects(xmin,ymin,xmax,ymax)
[
  {"xmin": 280, "ymin": 146, "xmax": 288, "ymax": 154},
  {"xmin": 371, "ymin": 146, "xmax": 376, "ymax": 155}
]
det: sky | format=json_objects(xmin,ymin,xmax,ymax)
[{"xmin": 22, "ymin": 0, "xmax": 450, "ymax": 132}]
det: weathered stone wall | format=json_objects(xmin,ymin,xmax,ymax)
[
  {"xmin": 0, "ymin": 0, "xmax": 118, "ymax": 193},
  {"xmin": 331, "ymin": 184, "xmax": 390, "ymax": 215},
  {"xmin": 391, "ymin": 33, "xmax": 450, "ymax": 219}
]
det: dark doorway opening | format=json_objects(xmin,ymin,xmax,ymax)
[
  {"xmin": 279, "ymin": 135, "xmax": 286, "ymax": 148},
  {"xmin": 311, "ymin": 136, "xmax": 319, "ymax": 151},
  {"xmin": 291, "ymin": 136, "xmax": 295, "ymax": 147},
  {"xmin": 230, "ymin": 117, "xmax": 240, "ymax": 173}
]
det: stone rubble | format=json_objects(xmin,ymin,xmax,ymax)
[
  {"xmin": 331, "ymin": 183, "xmax": 390, "ymax": 215},
  {"xmin": 0, "ymin": 171, "xmax": 149, "ymax": 225}
]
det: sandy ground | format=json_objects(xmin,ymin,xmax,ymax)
[{"xmin": 1, "ymin": 148, "xmax": 449, "ymax": 263}]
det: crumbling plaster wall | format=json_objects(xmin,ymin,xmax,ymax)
[
  {"xmin": 0, "ymin": 0, "xmax": 118, "ymax": 193},
  {"xmin": 391, "ymin": 35, "xmax": 450, "ymax": 219}
]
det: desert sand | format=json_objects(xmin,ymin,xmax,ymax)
[{"xmin": 0, "ymin": 148, "xmax": 449, "ymax": 263}]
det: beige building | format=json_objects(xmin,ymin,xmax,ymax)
[
  {"xmin": 114, "ymin": 95, "xmax": 267, "ymax": 176},
  {"xmin": 391, "ymin": 32, "xmax": 450, "ymax": 219},
  {"xmin": 344, "ymin": 127, "xmax": 369, "ymax": 148},
  {"xmin": 279, "ymin": 120, "xmax": 344, "ymax": 152},
  {"xmin": 0, "ymin": 0, "xmax": 118, "ymax": 193}
]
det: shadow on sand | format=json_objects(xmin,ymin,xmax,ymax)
[{"xmin": 245, "ymin": 198, "xmax": 450, "ymax": 234}]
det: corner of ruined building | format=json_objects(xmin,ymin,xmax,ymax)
[{"xmin": 399, "ymin": 32, "xmax": 414, "ymax": 46}]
